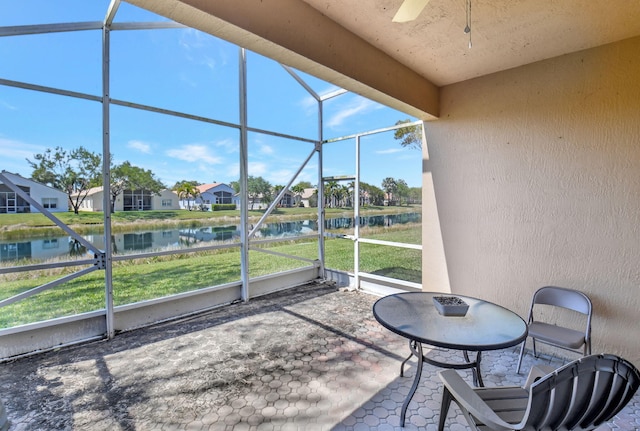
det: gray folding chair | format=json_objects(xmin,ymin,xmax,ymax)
[
  {"xmin": 517, "ymin": 286, "xmax": 592, "ymax": 374},
  {"xmin": 438, "ymin": 354, "xmax": 640, "ymax": 431}
]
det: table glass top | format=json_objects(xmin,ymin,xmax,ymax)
[{"xmin": 373, "ymin": 292, "xmax": 527, "ymax": 351}]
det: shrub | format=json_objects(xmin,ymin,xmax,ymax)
[{"xmin": 212, "ymin": 204, "xmax": 236, "ymax": 211}]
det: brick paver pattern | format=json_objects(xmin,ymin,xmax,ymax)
[{"xmin": 0, "ymin": 283, "xmax": 637, "ymax": 430}]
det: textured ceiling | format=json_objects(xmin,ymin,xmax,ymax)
[{"xmin": 300, "ymin": 0, "xmax": 640, "ymax": 86}]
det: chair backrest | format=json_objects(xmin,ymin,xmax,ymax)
[
  {"xmin": 523, "ymin": 354, "xmax": 640, "ymax": 430},
  {"xmin": 532, "ymin": 286, "xmax": 592, "ymax": 315}
]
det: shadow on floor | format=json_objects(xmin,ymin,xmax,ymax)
[{"xmin": 0, "ymin": 282, "xmax": 637, "ymax": 430}]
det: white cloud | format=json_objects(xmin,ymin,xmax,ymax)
[
  {"xmin": 166, "ymin": 144, "xmax": 223, "ymax": 165},
  {"xmin": 260, "ymin": 144, "xmax": 274, "ymax": 155},
  {"xmin": 292, "ymin": 164, "xmax": 318, "ymax": 185},
  {"xmin": 376, "ymin": 148, "xmax": 403, "ymax": 155},
  {"xmin": 226, "ymin": 163, "xmax": 239, "ymax": 179},
  {"xmin": 202, "ymin": 55, "xmax": 217, "ymax": 71},
  {"xmin": 0, "ymin": 100, "xmax": 17, "ymax": 111},
  {"xmin": 179, "ymin": 28, "xmax": 207, "ymax": 51},
  {"xmin": 319, "ymin": 84, "xmax": 343, "ymax": 97},
  {"xmin": 128, "ymin": 140, "xmax": 152, "ymax": 154},
  {"xmin": 299, "ymin": 95, "xmax": 318, "ymax": 115},
  {"xmin": 326, "ymin": 97, "xmax": 380, "ymax": 128},
  {"xmin": 276, "ymin": 159, "xmax": 317, "ymax": 184},
  {"xmin": 222, "ymin": 162, "xmax": 316, "ymax": 187},
  {"xmin": 0, "ymin": 138, "xmax": 47, "ymax": 175},
  {"xmin": 248, "ymin": 162, "xmax": 267, "ymax": 176},
  {"xmin": 266, "ymin": 169, "xmax": 296, "ymax": 185},
  {"xmin": 222, "ymin": 162, "xmax": 268, "ymax": 182},
  {"xmin": 216, "ymin": 138, "xmax": 238, "ymax": 154},
  {"xmin": 1, "ymin": 138, "xmax": 45, "ymax": 160},
  {"xmin": 178, "ymin": 28, "xmax": 226, "ymax": 71}
]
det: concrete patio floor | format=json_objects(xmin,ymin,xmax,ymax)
[{"xmin": 0, "ymin": 282, "xmax": 638, "ymax": 430}]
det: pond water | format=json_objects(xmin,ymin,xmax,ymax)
[{"xmin": 0, "ymin": 213, "xmax": 421, "ymax": 263}]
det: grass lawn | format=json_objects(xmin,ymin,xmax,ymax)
[{"xmin": 0, "ymin": 223, "xmax": 421, "ymax": 328}]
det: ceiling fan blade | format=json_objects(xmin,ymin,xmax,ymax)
[{"xmin": 392, "ymin": 0, "xmax": 430, "ymax": 22}]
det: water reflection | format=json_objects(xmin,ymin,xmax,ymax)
[
  {"xmin": 324, "ymin": 212, "xmax": 420, "ymax": 229},
  {"xmin": 0, "ymin": 213, "xmax": 420, "ymax": 263},
  {"xmin": 69, "ymin": 239, "xmax": 87, "ymax": 257}
]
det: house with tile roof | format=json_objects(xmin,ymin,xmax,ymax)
[{"xmin": 185, "ymin": 183, "xmax": 235, "ymax": 211}]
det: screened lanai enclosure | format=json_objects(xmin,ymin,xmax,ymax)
[{"xmin": 0, "ymin": 0, "xmax": 422, "ymax": 360}]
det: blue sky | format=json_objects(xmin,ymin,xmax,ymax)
[{"xmin": 0, "ymin": 1, "xmax": 421, "ymax": 190}]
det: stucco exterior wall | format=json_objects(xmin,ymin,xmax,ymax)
[
  {"xmin": 0, "ymin": 172, "xmax": 69, "ymax": 213},
  {"xmin": 79, "ymin": 189, "xmax": 105, "ymax": 212},
  {"xmin": 152, "ymin": 190, "xmax": 180, "ymax": 210},
  {"xmin": 422, "ymin": 37, "xmax": 640, "ymax": 365}
]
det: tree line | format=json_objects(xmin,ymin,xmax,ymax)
[
  {"xmin": 323, "ymin": 178, "xmax": 420, "ymax": 208},
  {"xmin": 28, "ymin": 146, "xmax": 165, "ymax": 214},
  {"xmin": 172, "ymin": 175, "xmax": 422, "ymax": 211},
  {"xmin": 27, "ymin": 149, "xmax": 420, "ymax": 214},
  {"xmin": 26, "ymin": 119, "xmax": 423, "ymax": 213}
]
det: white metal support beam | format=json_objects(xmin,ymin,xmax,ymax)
[
  {"xmin": 281, "ymin": 65, "xmax": 319, "ymax": 101},
  {"xmin": 0, "ymin": 22, "xmax": 102, "ymax": 37},
  {"xmin": 102, "ymin": 0, "xmax": 120, "ymax": 339},
  {"xmin": 317, "ymin": 104, "xmax": 325, "ymax": 278},
  {"xmin": 354, "ymin": 135, "xmax": 361, "ymax": 289},
  {"xmin": 239, "ymin": 47, "xmax": 250, "ymax": 302},
  {"xmin": 248, "ymin": 146, "xmax": 318, "ymax": 239}
]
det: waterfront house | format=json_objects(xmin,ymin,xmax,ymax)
[
  {"xmin": 298, "ymin": 188, "xmax": 317, "ymax": 208},
  {"xmin": 0, "ymin": 171, "xmax": 68, "ymax": 214},
  {"xmin": 184, "ymin": 182, "xmax": 235, "ymax": 211},
  {"xmin": 76, "ymin": 186, "xmax": 180, "ymax": 212}
]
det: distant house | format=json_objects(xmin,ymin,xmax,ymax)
[
  {"xmin": 0, "ymin": 171, "xmax": 68, "ymax": 214},
  {"xmin": 232, "ymin": 193, "xmax": 241, "ymax": 209},
  {"xmin": 232, "ymin": 192, "xmax": 266, "ymax": 210},
  {"xmin": 231, "ymin": 188, "xmax": 297, "ymax": 210},
  {"xmin": 383, "ymin": 192, "xmax": 397, "ymax": 206},
  {"xmin": 185, "ymin": 183, "xmax": 235, "ymax": 211},
  {"xmin": 75, "ymin": 187, "xmax": 180, "ymax": 212},
  {"xmin": 356, "ymin": 190, "xmax": 372, "ymax": 206},
  {"xmin": 276, "ymin": 189, "xmax": 294, "ymax": 208},
  {"xmin": 299, "ymin": 188, "xmax": 317, "ymax": 208}
]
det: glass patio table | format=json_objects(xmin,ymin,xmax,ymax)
[{"xmin": 373, "ymin": 291, "xmax": 527, "ymax": 426}]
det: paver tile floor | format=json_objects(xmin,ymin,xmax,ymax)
[{"xmin": 0, "ymin": 283, "xmax": 638, "ymax": 430}]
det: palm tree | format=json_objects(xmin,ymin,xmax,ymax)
[
  {"xmin": 273, "ymin": 185, "xmax": 285, "ymax": 207},
  {"xmin": 310, "ymin": 189, "xmax": 319, "ymax": 207},
  {"xmin": 395, "ymin": 179, "xmax": 409, "ymax": 206},
  {"xmin": 344, "ymin": 182, "xmax": 355, "ymax": 207},
  {"xmin": 175, "ymin": 183, "xmax": 199, "ymax": 211},
  {"xmin": 324, "ymin": 180, "xmax": 339, "ymax": 208},
  {"xmin": 291, "ymin": 184, "xmax": 305, "ymax": 207},
  {"xmin": 381, "ymin": 177, "xmax": 398, "ymax": 206},
  {"xmin": 333, "ymin": 186, "xmax": 345, "ymax": 208}
]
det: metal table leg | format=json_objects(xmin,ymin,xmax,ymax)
[
  {"xmin": 399, "ymin": 344, "xmax": 485, "ymax": 426},
  {"xmin": 463, "ymin": 350, "xmax": 484, "ymax": 387},
  {"xmin": 400, "ymin": 341, "xmax": 423, "ymax": 426},
  {"xmin": 400, "ymin": 340, "xmax": 415, "ymax": 377}
]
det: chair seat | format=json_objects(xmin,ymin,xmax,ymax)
[
  {"xmin": 517, "ymin": 286, "xmax": 593, "ymax": 374},
  {"xmin": 439, "ymin": 355, "xmax": 640, "ymax": 431},
  {"xmin": 473, "ymin": 387, "xmax": 528, "ymax": 427},
  {"xmin": 528, "ymin": 321, "xmax": 585, "ymax": 349}
]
